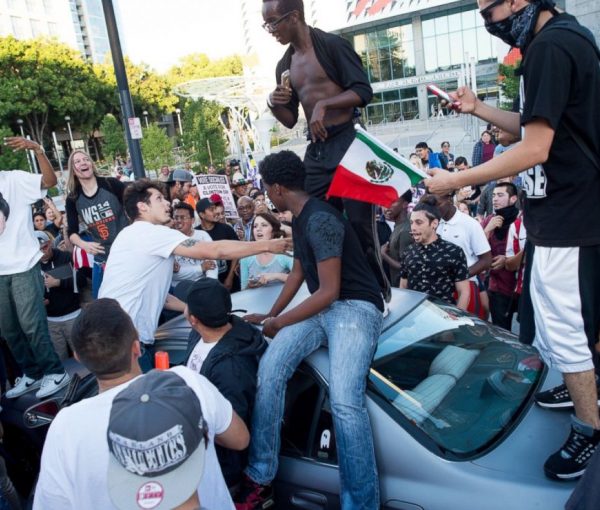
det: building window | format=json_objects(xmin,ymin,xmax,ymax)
[
  {"xmin": 48, "ymin": 21, "xmax": 58, "ymax": 36},
  {"xmin": 422, "ymin": 6, "xmax": 497, "ymax": 73},
  {"xmin": 30, "ymin": 18, "xmax": 45, "ymax": 37},
  {"xmin": 10, "ymin": 16, "xmax": 29, "ymax": 38},
  {"xmin": 43, "ymin": 0, "xmax": 55, "ymax": 16}
]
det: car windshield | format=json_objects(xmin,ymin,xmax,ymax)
[{"xmin": 369, "ymin": 299, "xmax": 543, "ymax": 459}]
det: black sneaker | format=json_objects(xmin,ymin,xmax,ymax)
[
  {"xmin": 544, "ymin": 422, "xmax": 600, "ymax": 480},
  {"xmin": 234, "ymin": 475, "xmax": 274, "ymax": 510},
  {"xmin": 535, "ymin": 380, "xmax": 600, "ymax": 409}
]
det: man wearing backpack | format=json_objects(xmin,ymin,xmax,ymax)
[{"xmin": 428, "ymin": 0, "xmax": 600, "ymax": 480}]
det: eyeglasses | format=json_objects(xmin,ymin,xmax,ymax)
[
  {"xmin": 262, "ymin": 11, "xmax": 294, "ymax": 33},
  {"xmin": 479, "ymin": 0, "xmax": 505, "ymax": 24}
]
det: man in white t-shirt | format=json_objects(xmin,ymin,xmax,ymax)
[
  {"xmin": 172, "ymin": 202, "xmax": 218, "ymax": 289},
  {"xmin": 34, "ymin": 298, "xmax": 249, "ymax": 510},
  {"xmin": 98, "ymin": 179, "xmax": 290, "ymax": 371},
  {"xmin": 433, "ymin": 191, "xmax": 492, "ymax": 317},
  {"xmin": 0, "ymin": 137, "xmax": 70, "ymax": 399}
]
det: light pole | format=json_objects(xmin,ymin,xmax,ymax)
[
  {"xmin": 175, "ymin": 108, "xmax": 183, "ymax": 135},
  {"xmin": 64, "ymin": 115, "xmax": 74, "ymax": 142},
  {"xmin": 142, "ymin": 110, "xmax": 149, "ymax": 128},
  {"xmin": 16, "ymin": 119, "xmax": 34, "ymax": 173},
  {"xmin": 16, "ymin": 118, "xmax": 25, "ymax": 137}
]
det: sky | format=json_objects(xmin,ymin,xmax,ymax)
[
  {"xmin": 116, "ymin": 0, "xmax": 245, "ymax": 72},
  {"xmin": 115, "ymin": 0, "xmax": 344, "ymax": 72}
]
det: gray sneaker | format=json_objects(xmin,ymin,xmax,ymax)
[
  {"xmin": 36, "ymin": 372, "xmax": 71, "ymax": 399},
  {"xmin": 5, "ymin": 376, "xmax": 41, "ymax": 399}
]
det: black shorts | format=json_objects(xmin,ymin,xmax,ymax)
[{"xmin": 304, "ymin": 121, "xmax": 355, "ymax": 199}]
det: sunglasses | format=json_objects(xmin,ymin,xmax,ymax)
[
  {"xmin": 479, "ymin": 0, "xmax": 506, "ymax": 24},
  {"xmin": 262, "ymin": 11, "xmax": 294, "ymax": 33}
]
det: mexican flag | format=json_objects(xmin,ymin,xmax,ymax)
[{"xmin": 327, "ymin": 125, "xmax": 428, "ymax": 208}]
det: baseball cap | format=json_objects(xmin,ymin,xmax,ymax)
[
  {"xmin": 34, "ymin": 231, "xmax": 51, "ymax": 245},
  {"xmin": 186, "ymin": 278, "xmax": 231, "ymax": 328},
  {"xmin": 106, "ymin": 370, "xmax": 208, "ymax": 510},
  {"xmin": 196, "ymin": 193, "xmax": 223, "ymax": 213},
  {"xmin": 167, "ymin": 169, "xmax": 193, "ymax": 183}
]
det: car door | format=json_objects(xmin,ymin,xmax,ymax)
[{"xmin": 275, "ymin": 365, "xmax": 341, "ymax": 510}]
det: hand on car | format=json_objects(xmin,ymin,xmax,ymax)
[
  {"xmin": 244, "ymin": 313, "xmax": 270, "ymax": 324},
  {"xmin": 262, "ymin": 317, "xmax": 282, "ymax": 338}
]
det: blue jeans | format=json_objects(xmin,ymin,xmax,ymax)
[
  {"xmin": 246, "ymin": 300, "xmax": 383, "ymax": 510},
  {"xmin": 92, "ymin": 262, "xmax": 105, "ymax": 299},
  {"xmin": 0, "ymin": 264, "xmax": 63, "ymax": 379}
]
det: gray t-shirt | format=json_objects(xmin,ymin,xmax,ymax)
[{"xmin": 66, "ymin": 177, "xmax": 128, "ymax": 264}]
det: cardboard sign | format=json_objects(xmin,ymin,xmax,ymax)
[
  {"xmin": 193, "ymin": 174, "xmax": 239, "ymax": 219},
  {"xmin": 128, "ymin": 117, "xmax": 143, "ymax": 140}
]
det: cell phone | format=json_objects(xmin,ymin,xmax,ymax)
[
  {"xmin": 427, "ymin": 84, "xmax": 458, "ymax": 108},
  {"xmin": 281, "ymin": 70, "xmax": 290, "ymax": 88}
]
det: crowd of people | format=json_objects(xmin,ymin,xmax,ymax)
[{"xmin": 0, "ymin": 0, "xmax": 599, "ymax": 509}]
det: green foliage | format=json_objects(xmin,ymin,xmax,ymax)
[
  {"xmin": 141, "ymin": 124, "xmax": 174, "ymax": 170},
  {"xmin": 0, "ymin": 127, "xmax": 29, "ymax": 171},
  {"xmin": 181, "ymin": 99, "xmax": 228, "ymax": 168},
  {"xmin": 498, "ymin": 62, "xmax": 521, "ymax": 111},
  {"xmin": 0, "ymin": 37, "xmax": 101, "ymax": 143},
  {"xmin": 167, "ymin": 53, "xmax": 243, "ymax": 84},
  {"xmin": 99, "ymin": 114, "xmax": 126, "ymax": 163}
]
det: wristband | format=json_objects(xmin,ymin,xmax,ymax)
[
  {"xmin": 34, "ymin": 146, "xmax": 46, "ymax": 155},
  {"xmin": 267, "ymin": 95, "xmax": 274, "ymax": 109}
]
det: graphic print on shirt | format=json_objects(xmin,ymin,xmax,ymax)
[
  {"xmin": 519, "ymin": 76, "xmax": 547, "ymax": 199},
  {"xmin": 80, "ymin": 200, "xmax": 116, "ymax": 240},
  {"xmin": 0, "ymin": 192, "xmax": 9, "ymax": 236}
]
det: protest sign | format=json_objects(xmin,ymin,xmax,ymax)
[{"xmin": 193, "ymin": 174, "xmax": 239, "ymax": 219}]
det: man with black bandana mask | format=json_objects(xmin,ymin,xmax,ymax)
[
  {"xmin": 427, "ymin": 0, "xmax": 600, "ymax": 481},
  {"xmin": 481, "ymin": 182, "xmax": 520, "ymax": 330}
]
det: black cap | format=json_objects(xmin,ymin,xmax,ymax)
[
  {"xmin": 196, "ymin": 193, "xmax": 224, "ymax": 214},
  {"xmin": 186, "ymin": 278, "xmax": 231, "ymax": 327}
]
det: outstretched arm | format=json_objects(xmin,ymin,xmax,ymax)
[{"xmin": 173, "ymin": 237, "xmax": 292, "ymax": 261}]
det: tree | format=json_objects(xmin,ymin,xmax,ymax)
[
  {"xmin": 0, "ymin": 37, "xmax": 102, "ymax": 143},
  {"xmin": 99, "ymin": 114, "xmax": 126, "ymax": 163},
  {"xmin": 498, "ymin": 62, "xmax": 521, "ymax": 111},
  {"xmin": 96, "ymin": 58, "xmax": 179, "ymax": 121},
  {"xmin": 166, "ymin": 53, "xmax": 243, "ymax": 84},
  {"xmin": 181, "ymin": 99, "xmax": 228, "ymax": 168},
  {"xmin": 141, "ymin": 125, "xmax": 174, "ymax": 171},
  {"xmin": 0, "ymin": 126, "xmax": 29, "ymax": 171}
]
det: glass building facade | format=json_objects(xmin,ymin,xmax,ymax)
[
  {"xmin": 337, "ymin": 1, "xmax": 501, "ymax": 124},
  {"xmin": 69, "ymin": 0, "xmax": 110, "ymax": 63}
]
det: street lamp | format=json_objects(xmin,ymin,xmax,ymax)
[
  {"xmin": 175, "ymin": 108, "xmax": 183, "ymax": 135},
  {"xmin": 64, "ymin": 115, "xmax": 74, "ymax": 142},
  {"xmin": 16, "ymin": 118, "xmax": 25, "ymax": 137},
  {"xmin": 142, "ymin": 110, "xmax": 149, "ymax": 128}
]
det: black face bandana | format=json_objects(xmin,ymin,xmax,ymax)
[
  {"xmin": 484, "ymin": 1, "xmax": 557, "ymax": 50},
  {"xmin": 493, "ymin": 205, "xmax": 519, "ymax": 240}
]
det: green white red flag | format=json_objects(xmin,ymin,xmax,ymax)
[{"xmin": 327, "ymin": 125, "xmax": 428, "ymax": 208}]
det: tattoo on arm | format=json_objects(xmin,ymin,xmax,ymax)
[{"xmin": 180, "ymin": 238, "xmax": 198, "ymax": 248}]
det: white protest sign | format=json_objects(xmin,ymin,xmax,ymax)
[
  {"xmin": 193, "ymin": 174, "xmax": 239, "ymax": 219},
  {"xmin": 128, "ymin": 117, "xmax": 143, "ymax": 139}
]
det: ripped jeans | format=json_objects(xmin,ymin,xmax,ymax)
[{"xmin": 246, "ymin": 299, "xmax": 383, "ymax": 510}]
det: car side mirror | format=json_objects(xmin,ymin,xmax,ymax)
[{"xmin": 23, "ymin": 399, "xmax": 61, "ymax": 429}]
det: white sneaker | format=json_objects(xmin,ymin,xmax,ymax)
[
  {"xmin": 5, "ymin": 376, "xmax": 41, "ymax": 399},
  {"xmin": 35, "ymin": 372, "xmax": 71, "ymax": 399}
]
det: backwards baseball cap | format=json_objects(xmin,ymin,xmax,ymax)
[
  {"xmin": 186, "ymin": 278, "xmax": 231, "ymax": 328},
  {"xmin": 106, "ymin": 370, "xmax": 208, "ymax": 510},
  {"xmin": 34, "ymin": 231, "xmax": 51, "ymax": 245},
  {"xmin": 196, "ymin": 193, "xmax": 223, "ymax": 213},
  {"xmin": 167, "ymin": 169, "xmax": 193, "ymax": 183}
]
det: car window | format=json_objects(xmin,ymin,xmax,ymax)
[
  {"xmin": 281, "ymin": 368, "xmax": 338, "ymax": 466},
  {"xmin": 369, "ymin": 299, "xmax": 543, "ymax": 459},
  {"xmin": 281, "ymin": 369, "xmax": 322, "ymax": 458}
]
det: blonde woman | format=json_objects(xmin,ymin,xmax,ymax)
[{"xmin": 65, "ymin": 150, "xmax": 128, "ymax": 297}]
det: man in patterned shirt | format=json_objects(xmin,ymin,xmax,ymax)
[{"xmin": 400, "ymin": 196, "xmax": 470, "ymax": 309}]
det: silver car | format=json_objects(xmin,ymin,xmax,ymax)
[{"xmin": 155, "ymin": 285, "xmax": 575, "ymax": 510}]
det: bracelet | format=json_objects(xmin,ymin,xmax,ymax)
[
  {"xmin": 34, "ymin": 146, "xmax": 45, "ymax": 155},
  {"xmin": 266, "ymin": 95, "xmax": 274, "ymax": 109}
]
